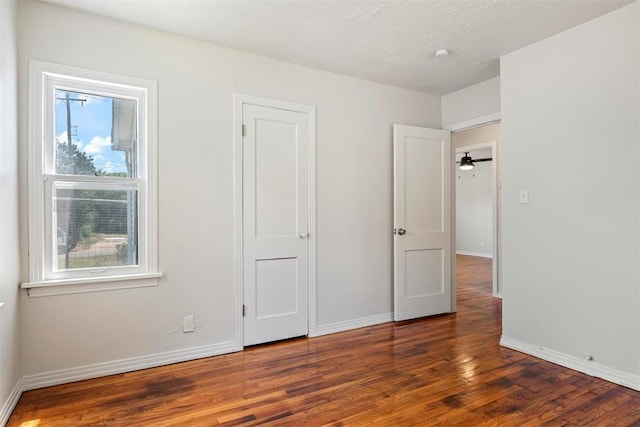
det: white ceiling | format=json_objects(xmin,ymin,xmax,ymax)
[{"xmin": 37, "ymin": 0, "xmax": 633, "ymax": 95}]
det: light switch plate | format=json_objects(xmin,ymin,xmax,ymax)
[{"xmin": 519, "ymin": 189, "xmax": 529, "ymax": 204}]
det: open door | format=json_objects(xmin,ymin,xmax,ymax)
[{"xmin": 393, "ymin": 124, "xmax": 453, "ymax": 321}]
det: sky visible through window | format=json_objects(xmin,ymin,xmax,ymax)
[{"xmin": 55, "ymin": 90, "xmax": 128, "ymax": 174}]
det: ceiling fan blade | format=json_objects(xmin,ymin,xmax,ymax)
[{"xmin": 455, "ymin": 157, "xmax": 492, "ymax": 164}]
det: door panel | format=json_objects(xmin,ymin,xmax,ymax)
[
  {"xmin": 243, "ymin": 103, "xmax": 309, "ymax": 346},
  {"xmin": 255, "ymin": 257, "xmax": 299, "ymax": 319},
  {"xmin": 255, "ymin": 119, "xmax": 298, "ymax": 238},
  {"xmin": 404, "ymin": 136, "xmax": 443, "ymax": 233},
  {"xmin": 394, "ymin": 124, "xmax": 452, "ymax": 321},
  {"xmin": 405, "ymin": 249, "xmax": 443, "ymax": 297}
]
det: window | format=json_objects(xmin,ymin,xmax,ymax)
[{"xmin": 25, "ymin": 61, "xmax": 159, "ymax": 293}]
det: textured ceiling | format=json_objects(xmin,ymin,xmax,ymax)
[{"xmin": 37, "ymin": 0, "xmax": 633, "ymax": 95}]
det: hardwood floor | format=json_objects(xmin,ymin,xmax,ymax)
[{"xmin": 9, "ymin": 255, "xmax": 640, "ymax": 426}]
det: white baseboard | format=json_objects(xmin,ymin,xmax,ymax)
[
  {"xmin": 22, "ymin": 341, "xmax": 238, "ymax": 391},
  {"xmin": 0, "ymin": 377, "xmax": 24, "ymax": 427},
  {"xmin": 311, "ymin": 312, "xmax": 393, "ymax": 337},
  {"xmin": 456, "ymin": 250, "xmax": 492, "ymax": 258},
  {"xmin": 500, "ymin": 336, "xmax": 640, "ymax": 391}
]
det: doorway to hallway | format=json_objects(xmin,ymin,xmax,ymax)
[{"xmin": 453, "ymin": 122, "xmax": 501, "ymax": 299}]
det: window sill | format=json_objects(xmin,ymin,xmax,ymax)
[{"xmin": 21, "ymin": 273, "xmax": 163, "ymax": 297}]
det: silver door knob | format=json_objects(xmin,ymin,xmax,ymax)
[
  {"xmin": 299, "ymin": 232, "xmax": 309, "ymax": 239},
  {"xmin": 397, "ymin": 228, "xmax": 406, "ymax": 235}
]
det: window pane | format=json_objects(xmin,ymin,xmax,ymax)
[
  {"xmin": 55, "ymin": 89, "xmax": 137, "ymax": 177},
  {"xmin": 54, "ymin": 188, "xmax": 138, "ymax": 270}
]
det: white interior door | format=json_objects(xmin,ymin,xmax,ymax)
[
  {"xmin": 393, "ymin": 124, "xmax": 452, "ymax": 321},
  {"xmin": 243, "ymin": 102, "xmax": 309, "ymax": 346}
]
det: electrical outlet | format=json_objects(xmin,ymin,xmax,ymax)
[{"xmin": 183, "ymin": 315, "xmax": 195, "ymax": 333}]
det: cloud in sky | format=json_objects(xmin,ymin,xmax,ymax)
[
  {"xmin": 56, "ymin": 132, "xmax": 126, "ymax": 173},
  {"xmin": 56, "ymin": 131, "xmax": 84, "ymax": 149},
  {"xmin": 56, "ymin": 130, "xmax": 68, "ymax": 144},
  {"xmin": 83, "ymin": 135, "xmax": 112, "ymax": 154},
  {"xmin": 84, "ymin": 136, "xmax": 126, "ymax": 172}
]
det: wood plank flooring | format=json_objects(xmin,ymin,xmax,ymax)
[{"xmin": 8, "ymin": 255, "xmax": 640, "ymax": 425}]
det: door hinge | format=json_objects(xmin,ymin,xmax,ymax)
[
  {"xmin": 242, "ymin": 304, "xmax": 246, "ymax": 317},
  {"xmin": 242, "ymin": 124, "xmax": 246, "ymax": 136}
]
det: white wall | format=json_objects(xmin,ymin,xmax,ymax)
[
  {"xmin": 501, "ymin": 2, "xmax": 640, "ymax": 380},
  {"xmin": 456, "ymin": 161, "xmax": 492, "ymax": 257},
  {"xmin": 441, "ymin": 76, "xmax": 500, "ymax": 129},
  {"xmin": 17, "ymin": 1, "xmax": 441, "ymax": 379},
  {"xmin": 0, "ymin": 0, "xmax": 22, "ymax": 423}
]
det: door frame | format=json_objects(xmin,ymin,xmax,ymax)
[
  {"xmin": 233, "ymin": 94, "xmax": 317, "ymax": 350},
  {"xmin": 445, "ymin": 117, "xmax": 501, "ymax": 311},
  {"xmin": 454, "ymin": 140, "xmax": 500, "ymax": 298}
]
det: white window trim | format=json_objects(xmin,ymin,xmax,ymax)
[{"xmin": 22, "ymin": 60, "xmax": 160, "ymax": 295}]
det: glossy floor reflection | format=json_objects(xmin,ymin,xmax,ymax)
[{"xmin": 8, "ymin": 255, "xmax": 640, "ymax": 425}]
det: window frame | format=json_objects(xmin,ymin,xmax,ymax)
[{"xmin": 24, "ymin": 61, "xmax": 159, "ymax": 294}]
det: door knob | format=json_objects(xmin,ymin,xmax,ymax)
[
  {"xmin": 397, "ymin": 228, "xmax": 406, "ymax": 236},
  {"xmin": 299, "ymin": 232, "xmax": 309, "ymax": 239}
]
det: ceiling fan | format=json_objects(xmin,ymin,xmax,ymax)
[{"xmin": 457, "ymin": 152, "xmax": 492, "ymax": 170}]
